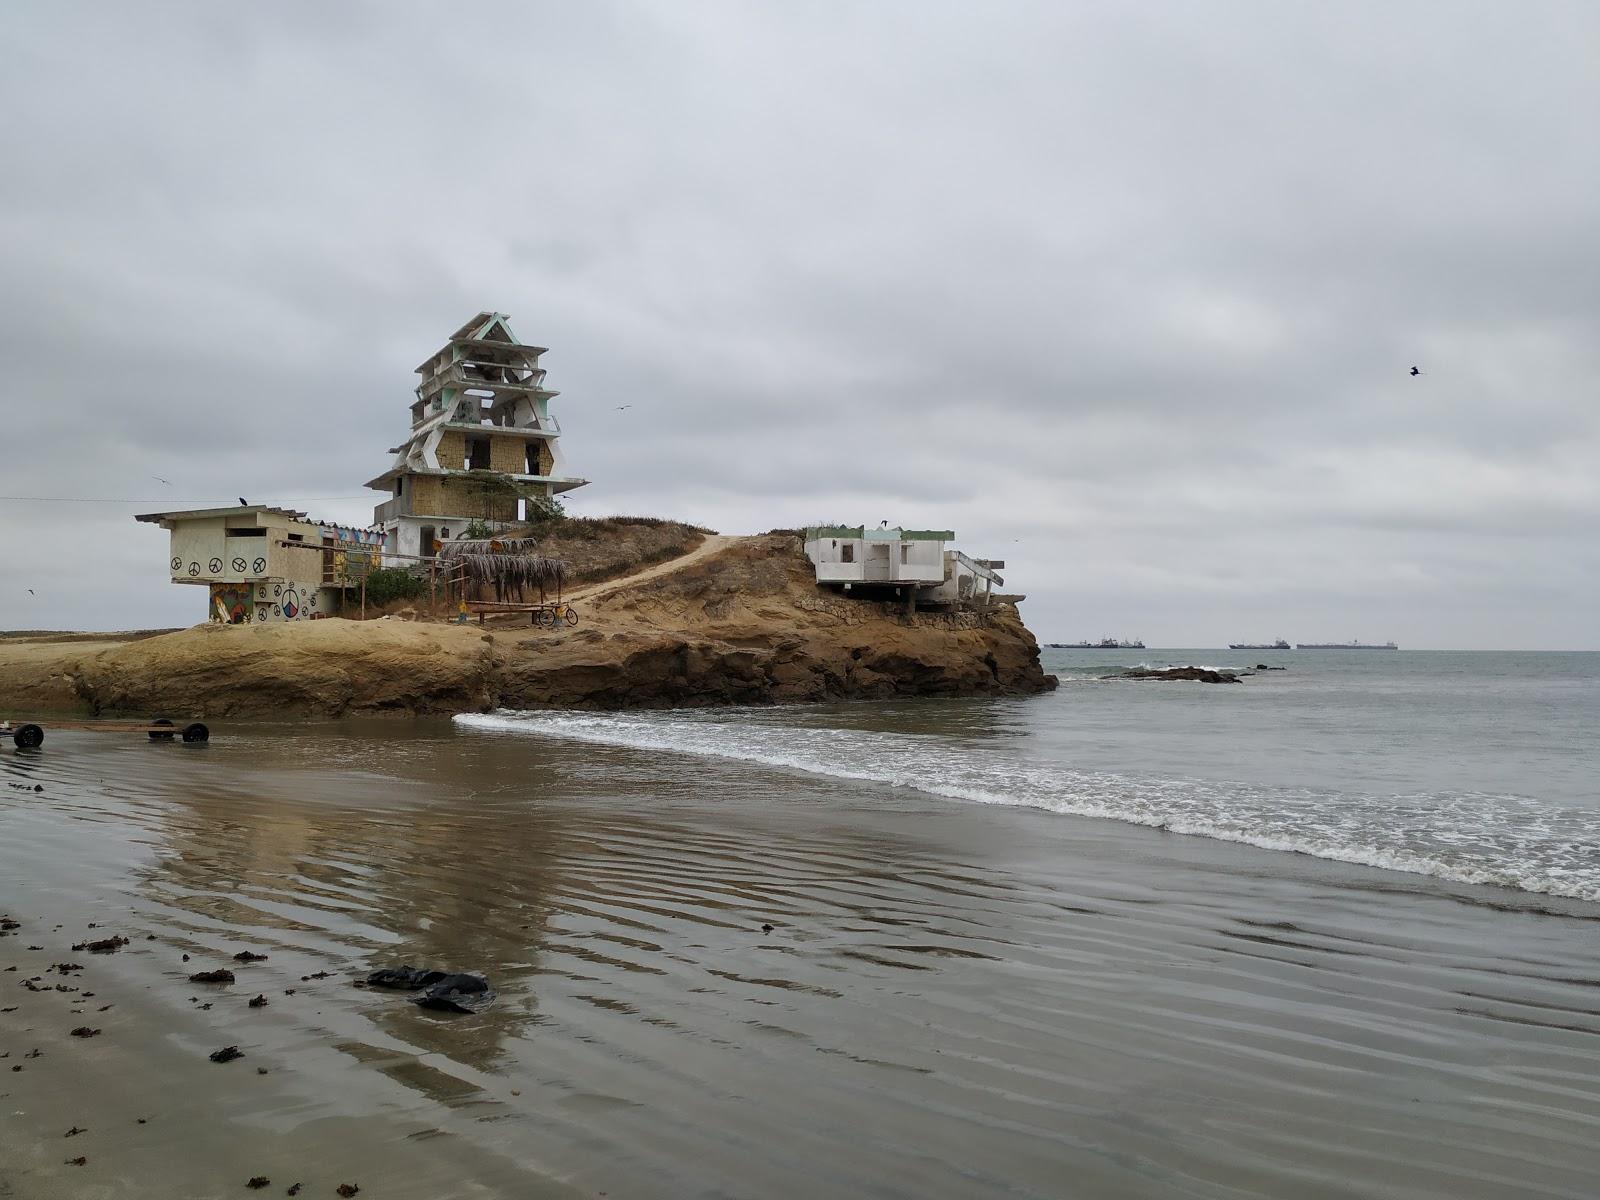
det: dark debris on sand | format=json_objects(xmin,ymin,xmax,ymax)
[
  {"xmin": 366, "ymin": 965, "xmax": 495, "ymax": 1013},
  {"xmin": 337, "ymin": 1185, "xmax": 360, "ymax": 1197},
  {"xmin": 72, "ymin": 935, "xmax": 129, "ymax": 954},
  {"xmin": 247, "ymin": 1177, "xmax": 271, "ymax": 1189},
  {"xmin": 209, "ymin": 1045, "xmax": 244, "ymax": 1063},
  {"xmin": 234, "ymin": 950, "xmax": 269, "ymax": 963},
  {"xmin": 248, "ymin": 994, "xmax": 269, "ymax": 1008},
  {"xmin": 285, "ymin": 1185, "xmax": 301, "ymax": 1196},
  {"xmin": 70, "ymin": 1026, "xmax": 101, "ymax": 1038},
  {"xmin": 65, "ymin": 1156, "xmax": 87, "ymax": 1166},
  {"xmin": 190, "ymin": 968, "xmax": 236, "ymax": 984}
]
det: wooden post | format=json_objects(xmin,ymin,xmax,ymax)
[{"xmin": 360, "ymin": 575, "xmax": 367, "ymax": 621}]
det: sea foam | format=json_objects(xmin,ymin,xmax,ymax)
[{"xmin": 455, "ymin": 710, "xmax": 1600, "ymax": 904}]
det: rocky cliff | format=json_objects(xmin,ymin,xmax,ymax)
[{"xmin": 0, "ymin": 536, "xmax": 1055, "ymax": 718}]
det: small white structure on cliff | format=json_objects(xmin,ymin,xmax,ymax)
[
  {"xmin": 803, "ymin": 526, "xmax": 1004, "ymax": 608},
  {"xmin": 804, "ymin": 525, "xmax": 950, "ymax": 585}
]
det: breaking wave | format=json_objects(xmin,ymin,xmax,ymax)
[{"xmin": 456, "ymin": 710, "xmax": 1600, "ymax": 904}]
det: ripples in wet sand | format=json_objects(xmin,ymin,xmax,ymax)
[{"xmin": 2, "ymin": 721, "xmax": 1598, "ymax": 1198}]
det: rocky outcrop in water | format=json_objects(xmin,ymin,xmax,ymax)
[{"xmin": 1116, "ymin": 666, "xmax": 1242, "ymax": 684}]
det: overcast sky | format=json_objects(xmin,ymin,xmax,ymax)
[{"xmin": 2, "ymin": 1, "xmax": 1595, "ymax": 648}]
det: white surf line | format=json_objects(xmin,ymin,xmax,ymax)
[{"xmin": 456, "ymin": 711, "xmax": 1600, "ymax": 905}]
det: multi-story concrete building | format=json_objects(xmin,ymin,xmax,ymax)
[{"xmin": 367, "ymin": 312, "xmax": 588, "ymax": 560}]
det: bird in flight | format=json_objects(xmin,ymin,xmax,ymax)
[
  {"xmin": 153, "ymin": 475, "xmax": 172, "ymax": 485},
  {"xmin": 1410, "ymin": 366, "xmax": 1422, "ymax": 376},
  {"xmin": 27, "ymin": 588, "xmax": 34, "ymax": 595},
  {"xmin": 616, "ymin": 405, "xmax": 632, "ymax": 411}
]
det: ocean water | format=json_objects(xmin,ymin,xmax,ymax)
[
  {"xmin": 460, "ymin": 649, "xmax": 1600, "ymax": 903},
  {"xmin": 6, "ymin": 662, "xmax": 1600, "ymax": 1197}
]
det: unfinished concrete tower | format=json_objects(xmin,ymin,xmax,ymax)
[{"xmin": 367, "ymin": 312, "xmax": 588, "ymax": 560}]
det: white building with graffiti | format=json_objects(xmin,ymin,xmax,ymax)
[{"xmin": 134, "ymin": 505, "xmax": 383, "ymax": 624}]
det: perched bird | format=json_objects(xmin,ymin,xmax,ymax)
[
  {"xmin": 238, "ymin": 497, "xmax": 248, "ymax": 506},
  {"xmin": 1410, "ymin": 366, "xmax": 1422, "ymax": 376}
]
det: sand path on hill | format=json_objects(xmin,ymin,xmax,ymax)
[{"xmin": 562, "ymin": 534, "xmax": 745, "ymax": 604}]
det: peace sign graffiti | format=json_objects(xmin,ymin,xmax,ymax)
[
  {"xmin": 171, "ymin": 557, "xmax": 182, "ymax": 572},
  {"xmin": 252, "ymin": 557, "xmax": 266, "ymax": 573},
  {"xmin": 208, "ymin": 558, "xmax": 223, "ymax": 574},
  {"xmin": 231, "ymin": 557, "xmax": 247, "ymax": 573},
  {"xmin": 188, "ymin": 562, "xmax": 200, "ymax": 577}
]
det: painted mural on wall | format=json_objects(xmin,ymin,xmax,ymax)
[
  {"xmin": 209, "ymin": 581, "xmax": 326, "ymax": 623},
  {"xmin": 250, "ymin": 581, "xmax": 322, "ymax": 622},
  {"xmin": 210, "ymin": 584, "xmax": 253, "ymax": 624}
]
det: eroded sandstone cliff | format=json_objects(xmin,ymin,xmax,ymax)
[{"xmin": 0, "ymin": 536, "xmax": 1055, "ymax": 718}]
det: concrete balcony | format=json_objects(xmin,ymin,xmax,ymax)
[
  {"xmin": 373, "ymin": 495, "xmax": 410, "ymax": 523},
  {"xmin": 442, "ymin": 414, "xmax": 561, "ymax": 437},
  {"xmin": 421, "ymin": 361, "xmax": 550, "ymax": 395}
]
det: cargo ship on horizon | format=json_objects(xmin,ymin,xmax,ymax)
[
  {"xmin": 1296, "ymin": 640, "xmax": 1398, "ymax": 650},
  {"xmin": 1044, "ymin": 638, "xmax": 1146, "ymax": 649},
  {"xmin": 1229, "ymin": 639, "xmax": 1290, "ymax": 650}
]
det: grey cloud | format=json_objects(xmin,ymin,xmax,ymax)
[{"xmin": 1, "ymin": 0, "xmax": 1595, "ymax": 648}]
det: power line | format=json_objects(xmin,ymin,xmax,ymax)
[{"xmin": 0, "ymin": 495, "xmax": 372, "ymax": 504}]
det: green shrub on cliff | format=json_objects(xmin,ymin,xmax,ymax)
[
  {"xmin": 524, "ymin": 495, "xmax": 566, "ymax": 524},
  {"xmin": 362, "ymin": 567, "xmax": 426, "ymax": 606}
]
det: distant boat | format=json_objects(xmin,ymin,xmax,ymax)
[
  {"xmin": 1296, "ymin": 640, "xmax": 1398, "ymax": 650},
  {"xmin": 1229, "ymin": 639, "xmax": 1290, "ymax": 650},
  {"xmin": 1045, "ymin": 639, "xmax": 1145, "ymax": 649}
]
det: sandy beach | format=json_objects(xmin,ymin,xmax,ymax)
[{"xmin": 4, "ymin": 715, "xmax": 1598, "ymax": 1199}]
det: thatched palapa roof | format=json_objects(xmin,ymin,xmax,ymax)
[{"xmin": 437, "ymin": 537, "xmax": 568, "ymax": 601}]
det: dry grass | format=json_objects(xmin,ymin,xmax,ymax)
[{"xmin": 510, "ymin": 516, "xmax": 712, "ymax": 587}]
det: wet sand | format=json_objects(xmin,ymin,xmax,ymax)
[{"xmin": 3, "ymin": 721, "xmax": 1599, "ymax": 1198}]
